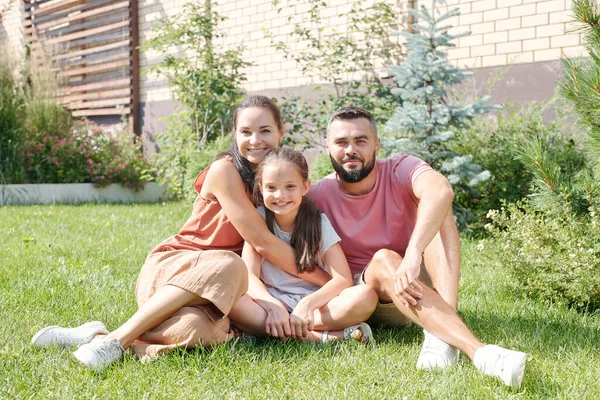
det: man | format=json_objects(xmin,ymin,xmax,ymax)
[{"xmin": 309, "ymin": 107, "xmax": 527, "ymax": 389}]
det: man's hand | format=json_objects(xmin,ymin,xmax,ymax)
[
  {"xmin": 394, "ymin": 247, "xmax": 424, "ymax": 307},
  {"xmin": 264, "ymin": 304, "xmax": 291, "ymax": 339},
  {"xmin": 290, "ymin": 297, "xmax": 315, "ymax": 339}
]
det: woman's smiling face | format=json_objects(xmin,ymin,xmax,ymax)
[{"xmin": 235, "ymin": 107, "xmax": 284, "ymax": 166}]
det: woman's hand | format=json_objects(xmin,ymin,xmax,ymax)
[
  {"xmin": 265, "ymin": 305, "xmax": 291, "ymax": 339},
  {"xmin": 291, "ymin": 297, "xmax": 315, "ymax": 339}
]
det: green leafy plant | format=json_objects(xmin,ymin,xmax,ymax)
[
  {"xmin": 267, "ymin": 0, "xmax": 401, "ymax": 148},
  {"xmin": 485, "ymin": 201, "xmax": 599, "ymax": 311},
  {"xmin": 309, "ymin": 151, "xmax": 335, "ymax": 182},
  {"xmin": 450, "ymin": 101, "xmax": 586, "ymax": 234},
  {"xmin": 140, "ymin": 1, "xmax": 249, "ymax": 198},
  {"xmin": 0, "ymin": 50, "xmax": 25, "ymax": 184},
  {"xmin": 382, "ymin": 2, "xmax": 499, "ymax": 228},
  {"xmin": 482, "ymin": 0, "xmax": 600, "ymax": 311},
  {"xmin": 511, "ymin": 0, "xmax": 600, "ymax": 217},
  {"xmin": 0, "ymin": 44, "xmax": 73, "ymax": 184},
  {"xmin": 25, "ymin": 120, "xmax": 153, "ymax": 190}
]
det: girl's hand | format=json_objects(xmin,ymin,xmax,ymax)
[
  {"xmin": 289, "ymin": 314, "xmax": 308, "ymax": 339},
  {"xmin": 291, "ymin": 297, "xmax": 315, "ymax": 336},
  {"xmin": 265, "ymin": 305, "xmax": 291, "ymax": 339}
]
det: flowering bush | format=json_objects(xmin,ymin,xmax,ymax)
[
  {"xmin": 25, "ymin": 120, "xmax": 154, "ymax": 190},
  {"xmin": 483, "ymin": 202, "xmax": 600, "ymax": 311}
]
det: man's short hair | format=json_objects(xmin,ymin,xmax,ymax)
[{"xmin": 327, "ymin": 106, "xmax": 378, "ymax": 138}]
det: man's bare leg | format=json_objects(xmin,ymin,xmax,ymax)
[
  {"xmin": 364, "ymin": 249, "xmax": 481, "ymax": 360},
  {"xmin": 422, "ymin": 209, "xmax": 460, "ymax": 310}
]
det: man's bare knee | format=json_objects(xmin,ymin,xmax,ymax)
[{"xmin": 366, "ymin": 249, "xmax": 402, "ymax": 285}]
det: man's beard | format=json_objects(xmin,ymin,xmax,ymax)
[{"xmin": 330, "ymin": 152, "xmax": 376, "ymax": 183}]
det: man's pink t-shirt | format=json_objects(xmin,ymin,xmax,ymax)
[{"xmin": 309, "ymin": 155, "xmax": 432, "ymax": 276}]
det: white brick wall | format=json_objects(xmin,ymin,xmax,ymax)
[
  {"xmin": 0, "ymin": 0, "xmax": 587, "ymax": 102},
  {"xmin": 444, "ymin": 0, "xmax": 583, "ymax": 69}
]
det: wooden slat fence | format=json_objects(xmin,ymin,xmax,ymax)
[{"xmin": 23, "ymin": 0, "xmax": 140, "ymax": 134}]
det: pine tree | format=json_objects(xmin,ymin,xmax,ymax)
[
  {"xmin": 518, "ymin": 0, "xmax": 599, "ymax": 215},
  {"xmin": 382, "ymin": 2, "xmax": 499, "ymax": 227}
]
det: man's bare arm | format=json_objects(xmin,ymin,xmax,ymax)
[{"xmin": 394, "ymin": 170, "xmax": 454, "ymax": 306}]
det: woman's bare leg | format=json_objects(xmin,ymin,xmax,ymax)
[{"xmin": 105, "ymin": 285, "xmax": 211, "ymax": 349}]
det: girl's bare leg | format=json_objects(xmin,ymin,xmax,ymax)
[{"xmin": 312, "ymin": 285, "xmax": 378, "ymax": 331}]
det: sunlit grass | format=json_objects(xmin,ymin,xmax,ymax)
[{"xmin": 1, "ymin": 203, "xmax": 598, "ymax": 399}]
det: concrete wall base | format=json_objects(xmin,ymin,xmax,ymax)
[{"xmin": 0, "ymin": 183, "xmax": 168, "ymax": 205}]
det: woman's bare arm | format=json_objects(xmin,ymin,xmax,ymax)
[{"xmin": 204, "ymin": 159, "xmax": 331, "ymax": 286}]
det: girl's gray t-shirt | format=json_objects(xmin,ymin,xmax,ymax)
[{"xmin": 256, "ymin": 206, "xmax": 341, "ymax": 312}]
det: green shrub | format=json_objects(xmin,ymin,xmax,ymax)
[
  {"xmin": 22, "ymin": 101, "xmax": 71, "ymax": 141},
  {"xmin": 481, "ymin": 0, "xmax": 600, "ymax": 313},
  {"xmin": 450, "ymin": 101, "xmax": 586, "ymax": 234},
  {"xmin": 0, "ymin": 51, "xmax": 26, "ymax": 184},
  {"xmin": 309, "ymin": 151, "xmax": 334, "ymax": 182},
  {"xmin": 25, "ymin": 120, "xmax": 153, "ymax": 190},
  {"xmin": 269, "ymin": 0, "xmax": 400, "ymax": 149},
  {"xmin": 141, "ymin": 1, "xmax": 248, "ymax": 198},
  {"xmin": 183, "ymin": 135, "xmax": 232, "ymax": 202},
  {"xmin": 484, "ymin": 201, "xmax": 600, "ymax": 311}
]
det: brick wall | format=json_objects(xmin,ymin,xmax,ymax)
[
  {"xmin": 137, "ymin": 0, "xmax": 585, "ymax": 103},
  {"xmin": 443, "ymin": 0, "xmax": 584, "ymax": 68},
  {"xmin": 0, "ymin": 0, "xmax": 588, "ymax": 129},
  {"xmin": 138, "ymin": 0, "xmax": 382, "ymax": 103}
]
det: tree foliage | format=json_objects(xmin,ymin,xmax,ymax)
[
  {"xmin": 381, "ymin": 2, "xmax": 499, "ymax": 228},
  {"xmin": 266, "ymin": 0, "xmax": 401, "ymax": 148},
  {"xmin": 140, "ymin": 1, "xmax": 250, "ymax": 198},
  {"xmin": 519, "ymin": 0, "xmax": 600, "ymax": 215}
]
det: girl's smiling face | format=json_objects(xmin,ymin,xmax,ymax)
[
  {"xmin": 235, "ymin": 107, "xmax": 284, "ymax": 166},
  {"xmin": 260, "ymin": 161, "xmax": 309, "ymax": 218}
]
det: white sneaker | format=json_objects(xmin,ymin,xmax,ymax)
[
  {"xmin": 416, "ymin": 330, "xmax": 460, "ymax": 370},
  {"xmin": 474, "ymin": 344, "xmax": 527, "ymax": 389},
  {"xmin": 31, "ymin": 321, "xmax": 109, "ymax": 347},
  {"xmin": 73, "ymin": 337, "xmax": 123, "ymax": 373}
]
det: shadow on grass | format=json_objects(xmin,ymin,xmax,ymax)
[{"xmin": 461, "ymin": 310, "xmax": 600, "ymax": 352}]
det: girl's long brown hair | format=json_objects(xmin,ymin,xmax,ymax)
[{"xmin": 254, "ymin": 148, "xmax": 322, "ymax": 273}]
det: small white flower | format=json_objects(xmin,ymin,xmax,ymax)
[{"xmin": 486, "ymin": 209, "xmax": 498, "ymax": 219}]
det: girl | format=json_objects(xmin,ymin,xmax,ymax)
[
  {"xmin": 228, "ymin": 148, "xmax": 378, "ymax": 343},
  {"xmin": 31, "ymin": 96, "xmax": 373, "ymax": 372}
]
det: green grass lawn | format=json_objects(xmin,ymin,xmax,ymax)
[{"xmin": 1, "ymin": 203, "xmax": 598, "ymax": 399}]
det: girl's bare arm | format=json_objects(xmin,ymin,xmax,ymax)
[
  {"xmin": 291, "ymin": 243, "xmax": 352, "ymax": 322},
  {"xmin": 242, "ymin": 241, "xmax": 291, "ymax": 338},
  {"xmin": 204, "ymin": 159, "xmax": 331, "ymax": 287}
]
